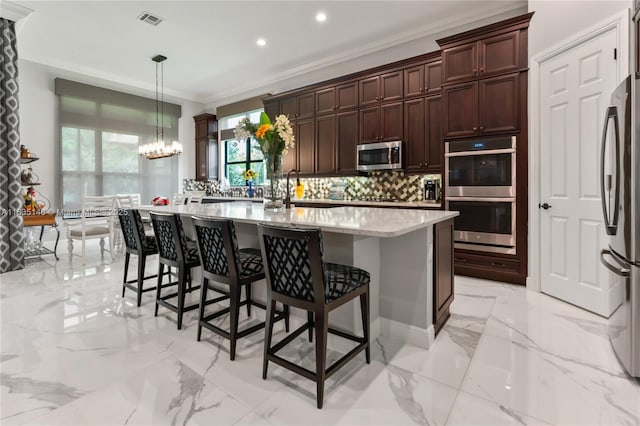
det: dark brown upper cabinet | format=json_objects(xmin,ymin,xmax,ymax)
[
  {"xmin": 296, "ymin": 118, "xmax": 315, "ymax": 174},
  {"xmin": 263, "ymin": 100, "xmax": 279, "ymax": 120},
  {"xmin": 442, "ymin": 73, "xmax": 519, "ymax": 138},
  {"xmin": 315, "ymin": 110, "xmax": 359, "ymax": 175},
  {"xmin": 359, "ymin": 102, "xmax": 403, "ymax": 144},
  {"xmin": 315, "ymin": 82, "xmax": 358, "ymax": 115},
  {"xmin": 442, "ymin": 29, "xmax": 520, "ymax": 84},
  {"xmin": 403, "ymin": 95, "xmax": 442, "ymax": 173},
  {"xmin": 281, "ymin": 92, "xmax": 315, "ymax": 121},
  {"xmin": 315, "ymin": 115, "xmax": 336, "ymax": 174},
  {"xmin": 193, "ymin": 113, "xmax": 217, "ymax": 181},
  {"xmin": 404, "ymin": 60, "xmax": 442, "ymax": 98},
  {"xmin": 359, "ymin": 71, "xmax": 403, "ymax": 107}
]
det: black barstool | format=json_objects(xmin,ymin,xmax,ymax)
[
  {"xmin": 257, "ymin": 224, "xmax": 370, "ymax": 409},
  {"xmin": 118, "ymin": 208, "xmax": 168, "ymax": 306},
  {"xmin": 150, "ymin": 212, "xmax": 201, "ymax": 329},
  {"xmin": 191, "ymin": 217, "xmax": 288, "ymax": 360}
]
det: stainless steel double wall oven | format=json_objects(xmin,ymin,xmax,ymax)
[{"xmin": 445, "ymin": 135, "xmax": 517, "ymax": 254}]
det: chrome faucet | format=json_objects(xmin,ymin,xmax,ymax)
[{"xmin": 285, "ymin": 169, "xmax": 299, "ymax": 209}]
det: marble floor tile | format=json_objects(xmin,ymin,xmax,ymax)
[{"xmin": 2, "ymin": 239, "xmax": 640, "ymax": 425}]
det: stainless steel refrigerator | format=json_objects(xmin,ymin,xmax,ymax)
[{"xmin": 600, "ymin": 72, "xmax": 639, "ymax": 378}]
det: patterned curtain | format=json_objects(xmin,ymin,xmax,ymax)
[{"xmin": 0, "ymin": 18, "xmax": 24, "ymax": 273}]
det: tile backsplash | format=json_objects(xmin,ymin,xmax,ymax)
[{"xmin": 184, "ymin": 171, "xmax": 441, "ymax": 202}]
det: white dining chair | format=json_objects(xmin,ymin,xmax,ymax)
[{"xmin": 64, "ymin": 195, "xmax": 115, "ymax": 263}]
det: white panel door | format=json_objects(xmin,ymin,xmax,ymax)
[{"xmin": 539, "ymin": 27, "xmax": 620, "ymax": 316}]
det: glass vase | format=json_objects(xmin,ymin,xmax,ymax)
[{"xmin": 263, "ymin": 154, "xmax": 284, "ymax": 211}]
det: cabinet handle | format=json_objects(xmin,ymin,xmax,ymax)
[
  {"xmin": 454, "ymin": 257, "xmax": 468, "ymax": 263},
  {"xmin": 480, "ymin": 67, "xmax": 484, "ymax": 73},
  {"xmin": 491, "ymin": 262, "xmax": 506, "ymax": 268},
  {"xmin": 473, "ymin": 68, "xmax": 477, "ymax": 75},
  {"xmin": 472, "ymin": 127, "xmax": 477, "ymax": 132},
  {"xmin": 479, "ymin": 126, "xmax": 484, "ymax": 131},
  {"xmin": 419, "ymin": 87, "xmax": 424, "ymax": 93}
]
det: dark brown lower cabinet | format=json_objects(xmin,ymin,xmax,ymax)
[
  {"xmin": 453, "ymin": 250, "xmax": 524, "ymax": 285},
  {"xmin": 434, "ymin": 218, "xmax": 454, "ymax": 335}
]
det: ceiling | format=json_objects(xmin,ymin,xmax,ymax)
[{"xmin": 14, "ymin": 1, "xmax": 526, "ymax": 106}]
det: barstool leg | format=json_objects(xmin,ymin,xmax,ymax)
[
  {"xmin": 122, "ymin": 252, "xmax": 130, "ymax": 297},
  {"xmin": 177, "ymin": 267, "xmax": 186, "ymax": 330},
  {"xmin": 263, "ymin": 299, "xmax": 276, "ymax": 379},
  {"xmin": 308, "ymin": 312, "xmax": 314, "ymax": 342},
  {"xmin": 245, "ymin": 283, "xmax": 252, "ymax": 317},
  {"xmin": 360, "ymin": 291, "xmax": 370, "ymax": 363},
  {"xmin": 155, "ymin": 264, "xmax": 164, "ymax": 317},
  {"xmin": 136, "ymin": 255, "xmax": 146, "ymax": 307},
  {"xmin": 315, "ymin": 311, "xmax": 328, "ymax": 409},
  {"xmin": 284, "ymin": 304, "xmax": 290, "ymax": 332},
  {"xmin": 229, "ymin": 284, "xmax": 241, "ymax": 360},
  {"xmin": 197, "ymin": 278, "xmax": 208, "ymax": 341}
]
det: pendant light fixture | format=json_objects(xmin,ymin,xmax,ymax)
[{"xmin": 138, "ymin": 54, "xmax": 183, "ymax": 160}]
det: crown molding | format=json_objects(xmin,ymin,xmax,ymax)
[
  {"xmin": 204, "ymin": 1, "xmax": 526, "ymax": 106},
  {"xmin": 1, "ymin": 1, "xmax": 34, "ymax": 22}
]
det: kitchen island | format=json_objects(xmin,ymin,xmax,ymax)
[{"xmin": 140, "ymin": 203, "xmax": 458, "ymax": 348}]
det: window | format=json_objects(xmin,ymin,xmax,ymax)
[
  {"xmin": 56, "ymin": 79, "xmax": 181, "ymax": 210},
  {"xmin": 220, "ymin": 110, "xmax": 265, "ymax": 186}
]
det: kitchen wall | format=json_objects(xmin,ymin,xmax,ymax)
[
  {"xmin": 528, "ymin": 0, "xmax": 631, "ymax": 57},
  {"xmin": 17, "ymin": 59, "xmax": 206, "ymax": 209},
  {"xmin": 526, "ymin": 0, "xmax": 631, "ymax": 288}
]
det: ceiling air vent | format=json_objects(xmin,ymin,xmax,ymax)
[{"xmin": 138, "ymin": 11, "xmax": 163, "ymax": 26}]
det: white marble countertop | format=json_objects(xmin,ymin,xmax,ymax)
[
  {"xmin": 201, "ymin": 196, "xmax": 442, "ymax": 209},
  {"xmin": 141, "ymin": 203, "xmax": 457, "ymax": 238}
]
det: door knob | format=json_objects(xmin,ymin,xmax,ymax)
[{"xmin": 539, "ymin": 203, "xmax": 552, "ymax": 210}]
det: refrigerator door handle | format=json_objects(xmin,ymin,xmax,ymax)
[
  {"xmin": 600, "ymin": 249, "xmax": 630, "ymax": 277},
  {"xmin": 600, "ymin": 106, "xmax": 621, "ymax": 235}
]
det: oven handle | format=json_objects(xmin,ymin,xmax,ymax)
[
  {"xmin": 445, "ymin": 148, "xmax": 515, "ymax": 157},
  {"xmin": 445, "ymin": 196, "xmax": 516, "ymax": 202}
]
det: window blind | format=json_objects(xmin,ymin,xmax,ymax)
[{"xmin": 55, "ymin": 78, "xmax": 182, "ymax": 209}]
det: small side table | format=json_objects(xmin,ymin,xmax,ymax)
[{"xmin": 23, "ymin": 212, "xmax": 59, "ymax": 260}]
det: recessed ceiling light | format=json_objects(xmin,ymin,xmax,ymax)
[
  {"xmin": 316, "ymin": 12, "xmax": 327, "ymax": 22},
  {"xmin": 256, "ymin": 38, "xmax": 266, "ymax": 47}
]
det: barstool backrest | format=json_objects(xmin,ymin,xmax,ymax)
[
  {"xmin": 118, "ymin": 209, "xmax": 138, "ymax": 251},
  {"xmin": 150, "ymin": 212, "xmax": 189, "ymax": 267},
  {"xmin": 192, "ymin": 217, "xmax": 240, "ymax": 284},
  {"xmin": 257, "ymin": 224, "xmax": 326, "ymax": 306}
]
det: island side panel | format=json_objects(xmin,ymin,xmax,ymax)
[
  {"xmin": 434, "ymin": 218, "xmax": 455, "ymax": 335},
  {"xmin": 321, "ymin": 232, "xmax": 381, "ymax": 340},
  {"xmin": 379, "ymin": 227, "xmax": 435, "ymax": 349}
]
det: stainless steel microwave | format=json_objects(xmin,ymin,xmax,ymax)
[{"xmin": 357, "ymin": 141, "xmax": 402, "ymax": 171}]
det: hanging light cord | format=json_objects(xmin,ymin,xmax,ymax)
[
  {"xmin": 155, "ymin": 59, "xmax": 160, "ymax": 142},
  {"xmin": 161, "ymin": 58, "xmax": 164, "ymax": 143}
]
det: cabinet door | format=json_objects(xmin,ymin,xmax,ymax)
[
  {"xmin": 359, "ymin": 106, "xmax": 380, "ymax": 144},
  {"xmin": 195, "ymin": 119, "xmax": 209, "ymax": 138},
  {"xmin": 479, "ymin": 31, "xmax": 520, "ymax": 77},
  {"xmin": 380, "ymin": 102, "xmax": 403, "ymax": 141},
  {"xmin": 297, "ymin": 93, "xmax": 315, "ymax": 119},
  {"xmin": 425, "ymin": 60, "xmax": 442, "ymax": 95},
  {"xmin": 337, "ymin": 111, "xmax": 359, "ymax": 174},
  {"xmin": 316, "ymin": 115, "xmax": 336, "ymax": 174},
  {"xmin": 380, "ymin": 71, "xmax": 403, "ymax": 102},
  {"xmin": 478, "ymin": 73, "xmax": 519, "ymax": 134},
  {"xmin": 403, "ymin": 98, "xmax": 426, "ymax": 171},
  {"xmin": 264, "ymin": 101, "xmax": 280, "ymax": 120},
  {"xmin": 404, "ymin": 64, "xmax": 425, "ymax": 98},
  {"xmin": 195, "ymin": 138, "xmax": 209, "ymax": 181},
  {"xmin": 296, "ymin": 118, "xmax": 315, "ymax": 174},
  {"xmin": 280, "ymin": 97, "xmax": 297, "ymax": 119},
  {"xmin": 316, "ymin": 87, "xmax": 336, "ymax": 115},
  {"xmin": 442, "ymin": 42, "xmax": 477, "ymax": 83},
  {"xmin": 359, "ymin": 76, "xmax": 380, "ymax": 107},
  {"xmin": 425, "ymin": 95, "xmax": 443, "ymax": 172},
  {"xmin": 336, "ymin": 82, "xmax": 358, "ymax": 111},
  {"xmin": 442, "ymin": 81, "xmax": 478, "ymax": 138},
  {"xmin": 433, "ymin": 219, "xmax": 454, "ymax": 334}
]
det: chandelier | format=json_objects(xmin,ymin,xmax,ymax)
[{"xmin": 139, "ymin": 54, "xmax": 183, "ymax": 160}]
